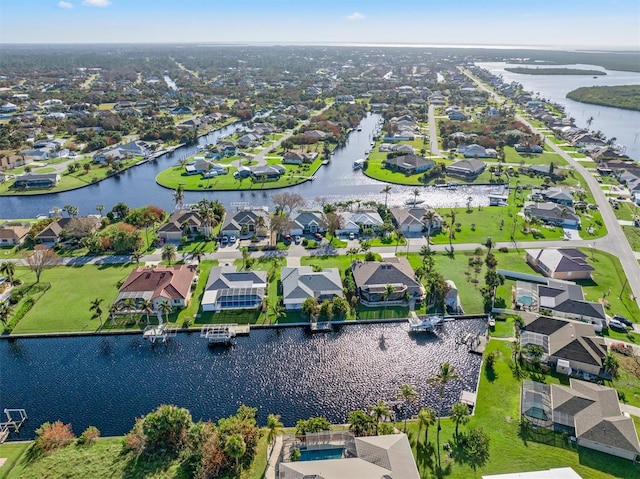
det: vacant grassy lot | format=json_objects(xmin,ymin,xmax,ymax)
[{"xmin": 11, "ymin": 264, "xmax": 136, "ymax": 334}]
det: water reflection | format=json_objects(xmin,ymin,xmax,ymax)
[{"xmin": 0, "ymin": 321, "xmax": 485, "ymax": 438}]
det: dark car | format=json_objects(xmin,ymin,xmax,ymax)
[
  {"xmin": 608, "ymin": 319, "xmax": 627, "ymax": 331},
  {"xmin": 613, "ymin": 315, "xmax": 633, "ymax": 327}
]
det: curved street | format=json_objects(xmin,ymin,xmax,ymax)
[{"xmin": 463, "ymin": 68, "xmax": 640, "ymax": 309}]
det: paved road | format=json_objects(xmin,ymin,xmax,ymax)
[
  {"xmin": 462, "ymin": 68, "xmax": 640, "ymax": 309},
  {"xmin": 428, "ymin": 104, "xmax": 441, "ymax": 157}
]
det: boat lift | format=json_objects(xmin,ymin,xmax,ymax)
[
  {"xmin": 142, "ymin": 324, "xmax": 177, "ymax": 344},
  {"xmin": 0, "ymin": 409, "xmax": 28, "ymax": 444}
]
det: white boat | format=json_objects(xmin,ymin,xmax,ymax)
[
  {"xmin": 353, "ymin": 159, "xmax": 365, "ymax": 170},
  {"xmin": 408, "ymin": 312, "xmax": 444, "ymax": 332},
  {"xmin": 405, "ymin": 198, "xmax": 425, "ymax": 206}
]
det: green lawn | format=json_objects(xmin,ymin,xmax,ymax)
[
  {"xmin": 410, "ymin": 340, "xmax": 640, "ymax": 479},
  {"xmin": 0, "ymin": 442, "xmax": 29, "ymax": 479},
  {"xmin": 608, "ymin": 352, "xmax": 640, "ymax": 408},
  {"xmin": 622, "ymin": 225, "xmax": 640, "ymax": 252},
  {"xmin": 10, "ymin": 264, "xmax": 136, "ymax": 334}
]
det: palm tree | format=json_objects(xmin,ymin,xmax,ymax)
[
  {"xmin": 122, "ymin": 298, "xmax": 136, "ymax": 323},
  {"xmin": 161, "ymin": 244, "xmax": 177, "ymax": 265},
  {"xmin": 270, "ymin": 303, "xmax": 286, "ymax": 324},
  {"xmin": 381, "ymin": 185, "xmax": 392, "ymax": 209},
  {"xmin": 450, "ymin": 402, "xmax": 470, "ymax": 441},
  {"xmin": 368, "ymin": 400, "xmax": 392, "ymax": 435},
  {"xmin": 225, "ymin": 434, "xmax": 246, "ymax": 468},
  {"xmin": 347, "ymin": 247, "xmax": 360, "ymax": 262},
  {"xmin": 89, "ymin": 298, "xmax": 104, "ymax": 327},
  {"xmin": 139, "ymin": 299, "xmax": 154, "ymax": 324},
  {"xmin": 603, "ymin": 351, "xmax": 620, "ymax": 378},
  {"xmin": 158, "ymin": 300, "xmax": 172, "ymax": 325},
  {"xmin": 96, "ymin": 204, "xmax": 104, "ymax": 217},
  {"xmin": 173, "ymin": 185, "xmax": 184, "ymax": 209},
  {"xmin": 0, "ymin": 301, "xmax": 12, "ymax": 328},
  {"xmin": 108, "ymin": 303, "xmax": 119, "ymax": 324},
  {"xmin": 0, "ymin": 262, "xmax": 15, "ymax": 285},
  {"xmin": 422, "ymin": 210, "xmax": 437, "ymax": 251},
  {"xmin": 131, "ymin": 249, "xmax": 143, "ymax": 265},
  {"xmin": 382, "ymin": 283, "xmax": 395, "ymax": 320},
  {"xmin": 447, "ymin": 209, "xmax": 456, "ymax": 252},
  {"xmin": 419, "ymin": 245, "xmax": 431, "ymax": 269},
  {"xmin": 411, "ymin": 188, "xmax": 420, "ymax": 207},
  {"xmin": 428, "ymin": 362, "xmax": 460, "ymax": 468},
  {"xmin": 266, "ymin": 413, "xmax": 284, "ymax": 450},
  {"xmin": 397, "ymin": 383, "xmax": 419, "ymax": 433},
  {"xmin": 417, "ymin": 407, "xmax": 436, "ymax": 445}
]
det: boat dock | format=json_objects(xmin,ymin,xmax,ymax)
[
  {"xmin": 407, "ymin": 312, "xmax": 444, "ymax": 332},
  {"xmin": 0, "ymin": 409, "xmax": 28, "ymax": 444},
  {"xmin": 200, "ymin": 324, "xmax": 249, "ymax": 344},
  {"xmin": 310, "ymin": 321, "xmax": 333, "ymax": 332},
  {"xmin": 142, "ymin": 325, "xmax": 178, "ymax": 344}
]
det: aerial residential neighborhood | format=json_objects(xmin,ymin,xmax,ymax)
[{"xmin": 0, "ymin": 2, "xmax": 639, "ymax": 478}]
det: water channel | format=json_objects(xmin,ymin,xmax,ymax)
[
  {"xmin": 0, "ymin": 112, "xmax": 506, "ymax": 219},
  {"xmin": 477, "ymin": 62, "xmax": 640, "ymax": 161},
  {"xmin": 0, "ymin": 320, "xmax": 486, "ymax": 439}
]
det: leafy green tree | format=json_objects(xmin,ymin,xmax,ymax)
[
  {"xmin": 604, "ymin": 351, "xmax": 620, "ymax": 378},
  {"xmin": 140, "ymin": 404, "xmax": 193, "ymax": 454},
  {"xmin": 302, "ymin": 297, "xmax": 320, "ymax": 321},
  {"xmin": 367, "ymin": 400, "xmax": 392, "ymax": 435},
  {"xmin": 0, "ymin": 261, "xmax": 15, "ymax": 285},
  {"xmin": 348, "ymin": 410, "xmax": 376, "ymax": 437},
  {"xmin": 295, "ymin": 416, "xmax": 331, "ymax": 436},
  {"xmin": 225, "ymin": 433, "xmax": 247, "ymax": 468},
  {"xmin": 461, "ymin": 427, "xmax": 490, "ymax": 470},
  {"xmin": 0, "ymin": 301, "xmax": 12, "ymax": 328}
]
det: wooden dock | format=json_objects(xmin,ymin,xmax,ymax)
[
  {"xmin": 200, "ymin": 324, "xmax": 250, "ymax": 344},
  {"xmin": 142, "ymin": 325, "xmax": 177, "ymax": 344},
  {"xmin": 310, "ymin": 321, "xmax": 332, "ymax": 332},
  {"xmin": 0, "ymin": 409, "xmax": 28, "ymax": 444}
]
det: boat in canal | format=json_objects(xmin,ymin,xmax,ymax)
[{"xmin": 407, "ymin": 312, "xmax": 444, "ymax": 332}]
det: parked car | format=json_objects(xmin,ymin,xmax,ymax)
[
  {"xmin": 284, "ymin": 234, "xmax": 292, "ymax": 243},
  {"xmin": 229, "ymin": 235, "xmax": 237, "ymax": 243},
  {"xmin": 349, "ymin": 232, "xmax": 355, "ymax": 240},
  {"xmin": 294, "ymin": 235, "xmax": 301, "ymax": 244},
  {"xmin": 608, "ymin": 319, "xmax": 627, "ymax": 331},
  {"xmin": 221, "ymin": 236, "xmax": 229, "ymax": 245},
  {"xmin": 314, "ymin": 232, "xmax": 323, "ymax": 240},
  {"xmin": 613, "ymin": 315, "xmax": 633, "ymax": 327}
]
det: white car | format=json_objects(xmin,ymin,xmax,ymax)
[{"xmin": 349, "ymin": 232, "xmax": 355, "ymax": 240}]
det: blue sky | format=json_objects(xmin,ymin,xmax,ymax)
[{"xmin": 1, "ymin": 0, "xmax": 638, "ymax": 48}]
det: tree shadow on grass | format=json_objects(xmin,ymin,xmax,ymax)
[
  {"xmin": 577, "ymin": 446, "xmax": 638, "ymax": 478},
  {"xmin": 484, "ymin": 365, "xmax": 498, "ymax": 383},
  {"xmin": 120, "ymin": 450, "xmax": 181, "ymax": 479},
  {"xmin": 416, "ymin": 440, "xmax": 436, "ymax": 472}
]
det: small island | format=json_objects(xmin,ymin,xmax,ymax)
[
  {"xmin": 566, "ymin": 84, "xmax": 640, "ymax": 111},
  {"xmin": 505, "ymin": 67, "xmax": 606, "ymax": 76}
]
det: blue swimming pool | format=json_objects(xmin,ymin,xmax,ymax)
[
  {"xmin": 299, "ymin": 447, "xmax": 344, "ymax": 461},
  {"xmin": 519, "ymin": 296, "xmax": 534, "ymax": 306}
]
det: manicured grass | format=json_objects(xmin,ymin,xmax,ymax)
[
  {"xmin": 11, "ymin": 264, "xmax": 136, "ymax": 334},
  {"xmin": 490, "ymin": 315, "xmax": 516, "ymax": 338},
  {"xmin": 0, "ymin": 158, "xmax": 142, "ymax": 196},
  {"xmin": 403, "ymin": 340, "xmax": 639, "ymax": 479},
  {"xmin": 607, "ymin": 352, "xmax": 640, "ymax": 408},
  {"xmin": 156, "ymin": 157, "xmax": 324, "ymax": 191},
  {"xmin": 503, "ymin": 146, "xmax": 567, "ymax": 167},
  {"xmin": 613, "ymin": 201, "xmax": 638, "ymax": 222},
  {"xmin": 0, "ymin": 442, "xmax": 29, "ymax": 479},
  {"xmin": 622, "ymin": 225, "xmax": 640, "ymax": 251}
]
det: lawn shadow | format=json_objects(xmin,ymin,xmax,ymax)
[
  {"xmin": 416, "ymin": 440, "xmax": 436, "ymax": 472},
  {"xmin": 484, "ymin": 366, "xmax": 498, "ymax": 383},
  {"xmin": 577, "ymin": 445, "xmax": 639, "ymax": 478}
]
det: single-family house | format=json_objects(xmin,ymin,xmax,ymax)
[
  {"xmin": 201, "ymin": 266, "xmax": 267, "ymax": 312},
  {"xmin": 281, "ymin": 266, "xmax": 344, "ymax": 310},
  {"xmin": 521, "ymin": 379, "xmax": 640, "ymax": 461},
  {"xmin": 571, "ymin": 133, "xmax": 607, "ymax": 148},
  {"xmin": 238, "ymin": 133, "xmax": 260, "ymax": 148},
  {"xmin": 13, "ymin": 173, "xmax": 60, "ymax": 189},
  {"xmin": 158, "ymin": 210, "xmax": 204, "ymax": 242},
  {"xmin": 0, "ymin": 224, "xmax": 30, "ymax": 246},
  {"xmin": 515, "ymin": 143, "xmax": 543, "ymax": 154},
  {"xmin": 116, "ymin": 265, "xmax": 197, "ymax": 312},
  {"xmin": 524, "ymin": 202, "xmax": 580, "ymax": 228},
  {"xmin": 352, "ymin": 257, "xmax": 425, "ymax": 305},
  {"xmin": 278, "ymin": 433, "xmax": 419, "ymax": 479},
  {"xmin": 383, "ymin": 155, "xmax": 435, "ymax": 175},
  {"xmin": 220, "ymin": 207, "xmax": 269, "ymax": 239},
  {"xmin": 282, "ymin": 151, "xmax": 316, "ymax": 165},
  {"xmin": 532, "ymin": 187, "xmax": 574, "ymax": 206},
  {"xmin": 19, "ymin": 149, "xmax": 49, "ymax": 161},
  {"xmin": 447, "ymin": 110, "xmax": 468, "ymax": 121},
  {"xmin": 520, "ymin": 315, "xmax": 606, "ymax": 376},
  {"xmin": 526, "ymin": 248, "xmax": 594, "ymax": 280},
  {"xmin": 389, "ymin": 207, "xmax": 443, "ymax": 235},
  {"xmin": 337, "ymin": 211, "xmax": 384, "ymax": 236},
  {"xmin": 171, "ymin": 106, "xmax": 193, "ymax": 115},
  {"xmin": 515, "ymin": 279, "xmax": 606, "ymax": 329},
  {"xmin": 289, "ymin": 210, "xmax": 325, "ymax": 235},
  {"xmin": 446, "ymin": 159, "xmax": 487, "ymax": 179},
  {"xmin": 457, "ymin": 144, "xmax": 497, "ymax": 158},
  {"xmin": 249, "ymin": 164, "xmax": 285, "ymax": 181},
  {"xmin": 302, "ymin": 130, "xmax": 331, "ymax": 140},
  {"xmin": 35, "ymin": 216, "xmax": 100, "ymax": 245}
]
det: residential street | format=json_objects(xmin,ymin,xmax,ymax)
[{"xmin": 463, "ymin": 69, "xmax": 640, "ymax": 309}]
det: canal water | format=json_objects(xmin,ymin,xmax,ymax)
[
  {"xmin": 477, "ymin": 62, "xmax": 640, "ymax": 161},
  {"xmin": 0, "ymin": 320, "xmax": 485, "ymax": 439},
  {"xmin": 0, "ymin": 113, "xmax": 505, "ymax": 219}
]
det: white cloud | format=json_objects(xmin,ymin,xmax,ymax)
[
  {"xmin": 57, "ymin": 1, "xmax": 73, "ymax": 8},
  {"xmin": 82, "ymin": 0, "xmax": 112, "ymax": 6},
  {"xmin": 346, "ymin": 12, "xmax": 365, "ymax": 21}
]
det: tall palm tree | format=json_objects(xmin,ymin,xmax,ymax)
[
  {"xmin": 428, "ymin": 362, "xmax": 460, "ymax": 468},
  {"xmin": 122, "ymin": 298, "xmax": 136, "ymax": 323},
  {"xmin": 347, "ymin": 247, "xmax": 360, "ymax": 262},
  {"xmin": 368, "ymin": 400, "xmax": 392, "ymax": 435},
  {"xmin": 417, "ymin": 407, "xmax": 436, "ymax": 445},
  {"xmin": 381, "ymin": 185, "xmax": 392, "ymax": 209},
  {"xmin": 412, "ymin": 188, "xmax": 420, "ymax": 207},
  {"xmin": 158, "ymin": 300, "xmax": 173, "ymax": 325},
  {"xmin": 266, "ymin": 413, "xmax": 284, "ymax": 450},
  {"xmin": 383, "ymin": 283, "xmax": 395, "ymax": 320},
  {"xmin": 173, "ymin": 185, "xmax": 184, "ymax": 209},
  {"xmin": 0, "ymin": 262, "xmax": 15, "ymax": 286},
  {"xmin": 89, "ymin": 298, "xmax": 104, "ymax": 327},
  {"xmin": 139, "ymin": 299, "xmax": 154, "ymax": 324},
  {"xmin": 397, "ymin": 383, "xmax": 419, "ymax": 433},
  {"xmin": 161, "ymin": 244, "xmax": 177, "ymax": 265},
  {"xmin": 96, "ymin": 204, "xmax": 104, "ymax": 217},
  {"xmin": 422, "ymin": 210, "xmax": 437, "ymax": 251}
]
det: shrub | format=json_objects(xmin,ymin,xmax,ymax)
[
  {"xmin": 498, "ymin": 247, "xmax": 509, "ymax": 253},
  {"xmin": 34, "ymin": 421, "xmax": 75, "ymax": 454},
  {"xmin": 77, "ymin": 425, "xmax": 100, "ymax": 446},
  {"xmin": 123, "ymin": 418, "xmax": 146, "ymax": 456},
  {"xmin": 141, "ymin": 404, "xmax": 193, "ymax": 454}
]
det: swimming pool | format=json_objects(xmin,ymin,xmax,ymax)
[{"xmin": 299, "ymin": 447, "xmax": 345, "ymax": 461}]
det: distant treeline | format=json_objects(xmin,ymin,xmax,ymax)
[
  {"xmin": 505, "ymin": 67, "xmax": 606, "ymax": 76},
  {"xmin": 566, "ymin": 85, "xmax": 640, "ymax": 111}
]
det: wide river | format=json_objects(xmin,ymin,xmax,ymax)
[
  {"xmin": 0, "ymin": 113, "xmax": 506, "ymax": 219},
  {"xmin": 0, "ymin": 320, "xmax": 485, "ymax": 438},
  {"xmin": 477, "ymin": 62, "xmax": 640, "ymax": 161}
]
